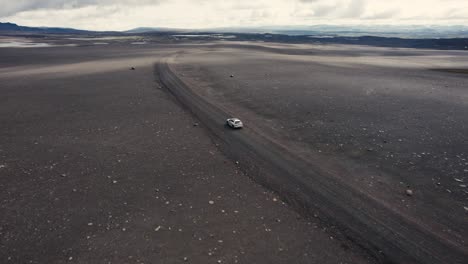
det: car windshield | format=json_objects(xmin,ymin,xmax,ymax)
[{"xmin": 234, "ymin": 121, "xmax": 241, "ymax": 124}]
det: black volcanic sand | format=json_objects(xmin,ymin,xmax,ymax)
[
  {"xmin": 432, "ymin": 68, "xmax": 468, "ymax": 75},
  {"xmin": 172, "ymin": 44, "xmax": 468, "ymax": 259},
  {"xmin": 0, "ymin": 44, "xmax": 374, "ymax": 263}
]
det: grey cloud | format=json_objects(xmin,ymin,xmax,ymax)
[
  {"xmin": 364, "ymin": 9, "xmax": 400, "ymax": 20},
  {"xmin": 1, "ymin": 0, "xmax": 160, "ymax": 17},
  {"xmin": 311, "ymin": 0, "xmax": 366, "ymax": 18},
  {"xmin": 444, "ymin": 7, "xmax": 468, "ymax": 19},
  {"xmin": 341, "ymin": 0, "xmax": 366, "ymax": 18},
  {"xmin": 312, "ymin": 4, "xmax": 336, "ymax": 17}
]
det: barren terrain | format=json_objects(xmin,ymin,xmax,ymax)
[
  {"xmin": 0, "ymin": 41, "xmax": 374, "ymax": 264},
  {"xmin": 167, "ymin": 44, "xmax": 468, "ymax": 263},
  {"xmin": 1, "ymin": 37, "xmax": 467, "ymax": 263}
]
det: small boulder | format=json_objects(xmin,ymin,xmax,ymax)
[{"xmin": 406, "ymin": 189, "xmax": 413, "ymax": 196}]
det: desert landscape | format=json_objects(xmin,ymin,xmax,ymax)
[{"xmin": 1, "ymin": 32, "xmax": 467, "ymax": 264}]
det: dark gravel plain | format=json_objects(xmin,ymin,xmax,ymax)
[
  {"xmin": 171, "ymin": 44, "xmax": 468, "ymax": 263},
  {"xmin": 0, "ymin": 42, "xmax": 375, "ymax": 264}
]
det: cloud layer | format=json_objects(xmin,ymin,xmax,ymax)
[{"xmin": 2, "ymin": 0, "xmax": 468, "ymax": 30}]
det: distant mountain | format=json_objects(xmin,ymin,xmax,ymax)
[
  {"xmin": 3, "ymin": 21, "xmax": 468, "ymax": 39},
  {"xmin": 205, "ymin": 25, "xmax": 468, "ymax": 38},
  {"xmin": 0, "ymin": 22, "xmax": 90, "ymax": 34},
  {"xmin": 124, "ymin": 27, "xmax": 200, "ymax": 34},
  {"xmin": 125, "ymin": 27, "xmax": 157, "ymax": 33},
  {"xmin": 125, "ymin": 24, "xmax": 468, "ymax": 38}
]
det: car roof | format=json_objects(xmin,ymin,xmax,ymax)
[{"xmin": 229, "ymin": 118, "xmax": 241, "ymax": 121}]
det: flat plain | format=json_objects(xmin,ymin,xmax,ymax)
[{"xmin": 1, "ymin": 36, "xmax": 467, "ymax": 263}]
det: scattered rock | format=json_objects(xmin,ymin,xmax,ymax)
[
  {"xmin": 230, "ymin": 74, "xmax": 234, "ymax": 78},
  {"xmin": 183, "ymin": 257, "xmax": 188, "ymax": 262},
  {"xmin": 454, "ymin": 178, "xmax": 464, "ymax": 183},
  {"xmin": 406, "ymin": 189, "xmax": 414, "ymax": 196},
  {"xmin": 464, "ymin": 206, "xmax": 468, "ymax": 213},
  {"xmin": 193, "ymin": 123, "xmax": 199, "ymax": 127},
  {"xmin": 209, "ymin": 200, "xmax": 215, "ymax": 205},
  {"xmin": 130, "ymin": 67, "xmax": 135, "ymax": 70},
  {"xmin": 154, "ymin": 226, "xmax": 161, "ymax": 232}
]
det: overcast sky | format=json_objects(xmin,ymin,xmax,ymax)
[{"xmin": 1, "ymin": 0, "xmax": 468, "ymax": 31}]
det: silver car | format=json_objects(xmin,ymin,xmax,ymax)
[{"xmin": 226, "ymin": 118, "xmax": 243, "ymax": 129}]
